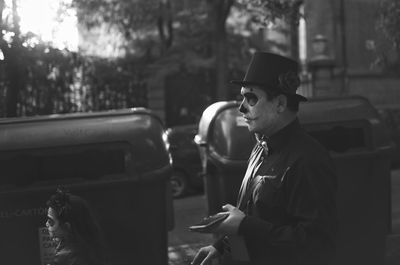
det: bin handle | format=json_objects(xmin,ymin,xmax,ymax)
[{"xmin": 194, "ymin": 134, "xmax": 207, "ymax": 147}]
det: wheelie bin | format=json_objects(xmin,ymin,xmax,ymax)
[
  {"xmin": 195, "ymin": 96, "xmax": 394, "ymax": 265},
  {"xmin": 0, "ymin": 108, "xmax": 174, "ymax": 265}
]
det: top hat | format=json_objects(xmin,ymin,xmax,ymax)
[{"xmin": 231, "ymin": 52, "xmax": 307, "ymax": 102}]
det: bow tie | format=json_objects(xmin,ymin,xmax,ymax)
[{"xmin": 257, "ymin": 136, "xmax": 270, "ymax": 156}]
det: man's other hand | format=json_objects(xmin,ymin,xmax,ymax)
[{"xmin": 191, "ymin": 245, "xmax": 219, "ymax": 265}]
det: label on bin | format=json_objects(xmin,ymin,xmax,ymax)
[
  {"xmin": 38, "ymin": 227, "xmax": 57, "ymax": 265},
  {"xmin": 236, "ymin": 116, "xmax": 247, "ymax": 127}
]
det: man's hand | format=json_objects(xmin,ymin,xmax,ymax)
[
  {"xmin": 213, "ymin": 204, "xmax": 245, "ymax": 235},
  {"xmin": 191, "ymin": 245, "xmax": 219, "ymax": 265}
]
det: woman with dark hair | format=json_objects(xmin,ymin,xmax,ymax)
[{"xmin": 45, "ymin": 188, "xmax": 107, "ymax": 265}]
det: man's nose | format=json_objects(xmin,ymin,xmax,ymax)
[{"xmin": 239, "ymin": 102, "xmax": 248, "ymax": 114}]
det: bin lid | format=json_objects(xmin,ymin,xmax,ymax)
[
  {"xmin": 195, "ymin": 101, "xmax": 238, "ymax": 146},
  {"xmin": 0, "ymin": 108, "xmax": 171, "ymax": 174},
  {"xmin": 298, "ymin": 96, "xmax": 393, "ymax": 151},
  {"xmin": 298, "ymin": 96, "xmax": 381, "ymax": 124}
]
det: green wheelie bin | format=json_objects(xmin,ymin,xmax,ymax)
[{"xmin": 0, "ymin": 108, "xmax": 174, "ymax": 265}]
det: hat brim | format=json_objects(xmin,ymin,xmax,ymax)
[
  {"xmin": 230, "ymin": 80, "xmax": 260, "ymax": 87},
  {"xmin": 230, "ymin": 80, "xmax": 307, "ymax": 102}
]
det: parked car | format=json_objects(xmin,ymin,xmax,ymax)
[{"xmin": 166, "ymin": 124, "xmax": 204, "ymax": 198}]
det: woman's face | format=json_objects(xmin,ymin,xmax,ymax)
[{"xmin": 46, "ymin": 207, "xmax": 66, "ymax": 240}]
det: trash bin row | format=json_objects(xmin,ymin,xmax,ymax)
[{"xmin": 0, "ymin": 108, "xmax": 173, "ymax": 265}]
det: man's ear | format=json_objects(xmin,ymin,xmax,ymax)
[{"xmin": 276, "ymin": 94, "xmax": 288, "ymax": 113}]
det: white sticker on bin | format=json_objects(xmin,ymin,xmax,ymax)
[{"xmin": 38, "ymin": 227, "xmax": 57, "ymax": 265}]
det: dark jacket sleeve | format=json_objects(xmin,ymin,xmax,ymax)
[{"xmin": 212, "ymin": 236, "xmax": 229, "ymax": 254}]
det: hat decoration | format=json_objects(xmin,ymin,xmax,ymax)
[{"xmin": 278, "ymin": 71, "xmax": 301, "ymax": 94}]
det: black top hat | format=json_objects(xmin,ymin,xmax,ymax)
[{"xmin": 231, "ymin": 52, "xmax": 307, "ymax": 102}]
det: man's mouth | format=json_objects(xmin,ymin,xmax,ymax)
[{"xmin": 243, "ymin": 116, "xmax": 254, "ymax": 122}]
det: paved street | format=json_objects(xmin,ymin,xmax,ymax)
[
  {"xmin": 168, "ymin": 194, "xmax": 213, "ymax": 265},
  {"xmin": 168, "ymin": 169, "xmax": 400, "ymax": 265}
]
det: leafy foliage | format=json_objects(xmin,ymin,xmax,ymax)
[
  {"xmin": 72, "ymin": 0, "xmax": 159, "ymax": 33},
  {"xmin": 0, "ymin": 44, "xmax": 148, "ymax": 117},
  {"xmin": 72, "ymin": 0, "xmax": 169, "ymax": 55},
  {"xmin": 236, "ymin": 0, "xmax": 303, "ymax": 26},
  {"xmin": 16, "ymin": 47, "xmax": 147, "ymax": 116},
  {"xmin": 375, "ymin": 0, "xmax": 400, "ymax": 73},
  {"xmin": 0, "ymin": 0, "xmax": 306, "ymax": 118},
  {"xmin": 0, "ymin": 1, "xmax": 149, "ymax": 117},
  {"xmin": 377, "ymin": 0, "xmax": 400, "ymax": 50}
]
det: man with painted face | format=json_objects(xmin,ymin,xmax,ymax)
[{"xmin": 192, "ymin": 52, "xmax": 337, "ymax": 265}]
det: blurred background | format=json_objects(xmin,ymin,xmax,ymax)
[{"xmin": 0, "ymin": 0, "xmax": 398, "ymax": 125}]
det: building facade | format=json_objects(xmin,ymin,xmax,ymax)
[{"xmin": 305, "ymin": 0, "xmax": 400, "ymax": 109}]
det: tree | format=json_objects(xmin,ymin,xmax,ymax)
[
  {"xmin": 377, "ymin": 0, "xmax": 400, "ymax": 52},
  {"xmin": 70, "ymin": 0, "xmax": 307, "ymax": 105},
  {"xmin": 72, "ymin": 0, "xmax": 172, "ymax": 57},
  {"xmin": 0, "ymin": 0, "xmax": 151, "ymax": 117},
  {"xmin": 205, "ymin": 0, "xmax": 234, "ymax": 100},
  {"xmin": 376, "ymin": 0, "xmax": 400, "ymax": 73},
  {"xmin": 0, "ymin": 0, "xmax": 30, "ymax": 117},
  {"xmin": 72, "ymin": 0, "xmax": 305, "ymax": 100},
  {"xmin": 236, "ymin": 0, "xmax": 303, "ymax": 58}
]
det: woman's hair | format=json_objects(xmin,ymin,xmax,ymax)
[{"xmin": 46, "ymin": 187, "xmax": 107, "ymax": 265}]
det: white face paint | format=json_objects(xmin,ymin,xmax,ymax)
[{"xmin": 239, "ymin": 86, "xmax": 281, "ymax": 136}]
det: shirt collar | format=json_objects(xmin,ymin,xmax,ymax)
[{"xmin": 256, "ymin": 118, "xmax": 301, "ymax": 155}]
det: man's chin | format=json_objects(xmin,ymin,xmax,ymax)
[
  {"xmin": 48, "ymin": 232, "xmax": 57, "ymax": 240},
  {"xmin": 247, "ymin": 125, "xmax": 256, "ymax": 133}
]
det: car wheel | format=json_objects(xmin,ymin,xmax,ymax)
[{"xmin": 170, "ymin": 170, "xmax": 188, "ymax": 198}]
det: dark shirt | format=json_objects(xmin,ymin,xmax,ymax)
[
  {"xmin": 51, "ymin": 240, "xmax": 103, "ymax": 265},
  {"xmin": 51, "ymin": 243, "xmax": 88, "ymax": 265},
  {"xmin": 216, "ymin": 119, "xmax": 337, "ymax": 265}
]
